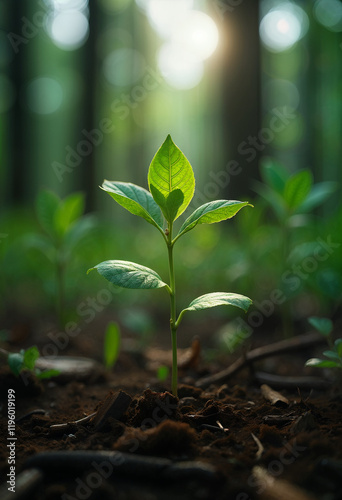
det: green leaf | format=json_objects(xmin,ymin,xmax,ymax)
[
  {"xmin": 323, "ymin": 350, "xmax": 340, "ymax": 361},
  {"xmin": 284, "ymin": 170, "xmax": 313, "ymax": 210},
  {"xmin": 305, "ymin": 358, "xmax": 339, "ymax": 368},
  {"xmin": 35, "ymin": 369, "xmax": 60, "ymax": 379},
  {"xmin": 176, "ymin": 200, "xmax": 252, "ymax": 239},
  {"xmin": 35, "ymin": 190, "xmax": 60, "ymax": 239},
  {"xmin": 150, "ymin": 186, "xmax": 184, "ymax": 223},
  {"xmin": 8, "ymin": 352, "xmax": 24, "ymax": 376},
  {"xmin": 148, "ymin": 135, "xmax": 195, "ymax": 220},
  {"xmin": 308, "ymin": 317, "xmax": 333, "ymax": 336},
  {"xmin": 23, "ymin": 346, "xmax": 40, "ymax": 371},
  {"xmin": 298, "ymin": 182, "xmax": 338, "ymax": 213},
  {"xmin": 181, "ymin": 292, "xmax": 252, "ymax": 318},
  {"xmin": 88, "ymin": 260, "xmax": 168, "ymax": 290},
  {"xmin": 101, "ymin": 181, "xmax": 163, "ymax": 231},
  {"xmin": 64, "ymin": 214, "xmax": 97, "ymax": 252},
  {"xmin": 23, "ymin": 233, "xmax": 56, "ymax": 263},
  {"xmin": 104, "ymin": 321, "xmax": 121, "ymax": 369},
  {"xmin": 334, "ymin": 339, "xmax": 342, "ymax": 357},
  {"xmin": 260, "ymin": 158, "xmax": 290, "ymax": 193},
  {"xmin": 54, "ymin": 192, "xmax": 85, "ymax": 237},
  {"xmin": 252, "ymin": 181, "xmax": 287, "ymax": 221}
]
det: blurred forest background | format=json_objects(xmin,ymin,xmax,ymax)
[{"xmin": 0, "ymin": 0, "xmax": 341, "ymax": 346}]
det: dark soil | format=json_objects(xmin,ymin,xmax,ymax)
[{"xmin": 1, "ymin": 318, "xmax": 342, "ymax": 500}]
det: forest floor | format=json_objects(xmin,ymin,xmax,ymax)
[{"xmin": 0, "ymin": 316, "xmax": 342, "ymax": 500}]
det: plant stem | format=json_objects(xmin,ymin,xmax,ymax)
[
  {"xmin": 167, "ymin": 223, "xmax": 178, "ymax": 397},
  {"xmin": 281, "ymin": 219, "xmax": 293, "ymax": 338},
  {"xmin": 56, "ymin": 253, "xmax": 65, "ymax": 329}
]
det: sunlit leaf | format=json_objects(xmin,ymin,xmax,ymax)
[
  {"xmin": 148, "ymin": 135, "xmax": 195, "ymax": 219},
  {"xmin": 88, "ymin": 260, "xmax": 168, "ymax": 289},
  {"xmin": 101, "ymin": 181, "xmax": 163, "ymax": 231},
  {"xmin": 305, "ymin": 358, "xmax": 338, "ymax": 368},
  {"xmin": 176, "ymin": 200, "xmax": 252, "ymax": 239},
  {"xmin": 180, "ymin": 292, "xmax": 252, "ymax": 318},
  {"xmin": 150, "ymin": 186, "xmax": 184, "ymax": 223},
  {"xmin": 54, "ymin": 192, "xmax": 85, "ymax": 237}
]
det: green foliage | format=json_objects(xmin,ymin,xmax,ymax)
[
  {"xmin": 255, "ymin": 158, "xmax": 338, "ymax": 221},
  {"xmin": 252, "ymin": 158, "xmax": 339, "ymax": 336},
  {"xmin": 157, "ymin": 365, "xmax": 169, "ymax": 382},
  {"xmin": 88, "ymin": 134, "xmax": 253, "ymax": 396},
  {"xmin": 6, "ymin": 346, "xmax": 59, "ymax": 379},
  {"xmin": 103, "ymin": 321, "xmax": 121, "ymax": 369},
  {"xmin": 26, "ymin": 190, "xmax": 96, "ymax": 326},
  {"xmin": 148, "ymin": 134, "xmax": 195, "ymax": 220},
  {"xmin": 305, "ymin": 317, "xmax": 342, "ymax": 371},
  {"xmin": 88, "ymin": 260, "xmax": 168, "ymax": 290}
]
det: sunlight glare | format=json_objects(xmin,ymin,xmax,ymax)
[
  {"xmin": 172, "ymin": 10, "xmax": 219, "ymax": 60},
  {"xmin": 146, "ymin": 0, "xmax": 194, "ymax": 38},
  {"xmin": 260, "ymin": 4, "xmax": 309, "ymax": 52},
  {"xmin": 157, "ymin": 43, "xmax": 203, "ymax": 89}
]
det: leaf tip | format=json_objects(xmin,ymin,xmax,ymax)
[{"xmin": 86, "ymin": 267, "xmax": 96, "ymax": 275}]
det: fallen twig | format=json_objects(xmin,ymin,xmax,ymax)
[
  {"xmin": 252, "ymin": 466, "xmax": 316, "ymax": 500},
  {"xmin": 260, "ymin": 384, "xmax": 289, "ymax": 406},
  {"xmin": 24, "ymin": 450, "xmax": 220, "ymax": 484},
  {"xmin": 255, "ymin": 371, "xmax": 330, "ymax": 389},
  {"xmin": 196, "ymin": 332, "xmax": 326, "ymax": 388}
]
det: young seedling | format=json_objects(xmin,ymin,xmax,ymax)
[
  {"xmin": 305, "ymin": 317, "xmax": 342, "ymax": 370},
  {"xmin": 88, "ymin": 135, "xmax": 253, "ymax": 396},
  {"xmin": 253, "ymin": 159, "xmax": 338, "ymax": 336},
  {"xmin": 103, "ymin": 321, "xmax": 121, "ymax": 369},
  {"xmin": 26, "ymin": 190, "xmax": 96, "ymax": 327},
  {"xmin": 0, "ymin": 345, "xmax": 59, "ymax": 379}
]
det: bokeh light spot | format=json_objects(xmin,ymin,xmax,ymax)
[
  {"xmin": 263, "ymin": 79, "xmax": 300, "ymax": 111},
  {"xmin": 48, "ymin": 10, "xmax": 89, "ymax": 50},
  {"xmin": 260, "ymin": 4, "xmax": 309, "ymax": 52},
  {"xmin": 146, "ymin": 0, "xmax": 194, "ymax": 38},
  {"xmin": 26, "ymin": 77, "xmax": 63, "ymax": 115},
  {"xmin": 314, "ymin": 0, "xmax": 342, "ymax": 32},
  {"xmin": 172, "ymin": 10, "xmax": 219, "ymax": 60},
  {"xmin": 103, "ymin": 48, "xmax": 146, "ymax": 86}
]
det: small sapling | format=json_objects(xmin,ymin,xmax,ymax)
[
  {"xmin": 0, "ymin": 345, "xmax": 59, "ymax": 379},
  {"xmin": 26, "ymin": 190, "xmax": 96, "ymax": 326},
  {"xmin": 88, "ymin": 135, "xmax": 253, "ymax": 396},
  {"xmin": 305, "ymin": 317, "xmax": 342, "ymax": 370}
]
